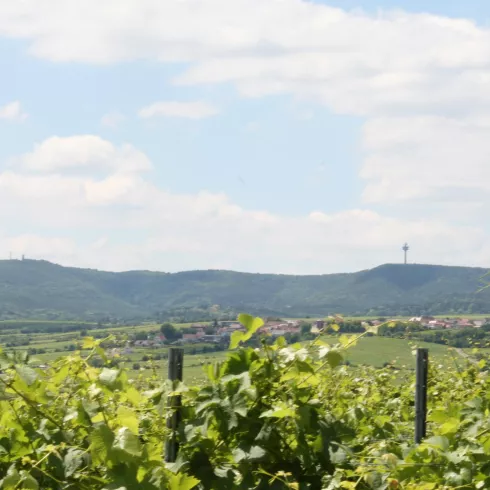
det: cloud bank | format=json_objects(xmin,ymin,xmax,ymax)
[{"xmin": 0, "ymin": 1, "xmax": 489, "ymax": 271}]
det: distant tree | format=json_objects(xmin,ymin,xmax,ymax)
[
  {"xmin": 160, "ymin": 323, "xmax": 182, "ymax": 340},
  {"xmin": 142, "ymin": 355, "xmax": 150, "ymax": 362},
  {"xmin": 287, "ymin": 333, "xmax": 301, "ymax": 343},
  {"xmin": 132, "ymin": 363, "xmax": 141, "ymax": 370},
  {"xmin": 301, "ymin": 323, "xmax": 312, "ymax": 335}
]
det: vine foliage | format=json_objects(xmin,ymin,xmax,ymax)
[{"xmin": 1, "ymin": 316, "xmax": 490, "ymax": 489}]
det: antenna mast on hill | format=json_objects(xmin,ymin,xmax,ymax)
[{"xmin": 402, "ymin": 243, "xmax": 410, "ymax": 264}]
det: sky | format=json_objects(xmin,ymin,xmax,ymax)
[{"xmin": 0, "ymin": 0, "xmax": 490, "ymax": 274}]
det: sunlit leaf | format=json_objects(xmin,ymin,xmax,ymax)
[
  {"xmin": 112, "ymin": 427, "xmax": 142, "ymax": 457},
  {"xmin": 82, "ymin": 337, "xmax": 96, "ymax": 349},
  {"xmin": 99, "ymin": 368, "xmax": 120, "ymax": 389},
  {"xmin": 15, "ymin": 365, "xmax": 38, "ymax": 386},
  {"xmin": 168, "ymin": 473, "xmax": 200, "ymax": 490},
  {"xmin": 229, "ymin": 331, "xmax": 244, "ymax": 350},
  {"xmin": 327, "ymin": 350, "xmax": 343, "ymax": 368}
]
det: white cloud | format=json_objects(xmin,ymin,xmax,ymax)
[
  {"xmin": 1, "ymin": 2, "xmax": 490, "ymax": 270},
  {"xmin": 0, "ymin": 134, "xmax": 487, "ymax": 273},
  {"xmin": 138, "ymin": 101, "xmax": 219, "ymax": 120},
  {"xmin": 101, "ymin": 111, "xmax": 126, "ymax": 128},
  {"xmin": 361, "ymin": 116, "xmax": 490, "ymax": 208},
  {"xmin": 17, "ymin": 135, "xmax": 152, "ymax": 174},
  {"xmin": 3, "ymin": 2, "xmax": 489, "ymax": 117},
  {"xmin": 0, "ymin": 1, "xmax": 489, "ymax": 215},
  {"xmin": 0, "ymin": 101, "xmax": 28, "ymax": 121}
]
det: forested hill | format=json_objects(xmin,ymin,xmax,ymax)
[{"xmin": 0, "ymin": 259, "xmax": 489, "ymax": 321}]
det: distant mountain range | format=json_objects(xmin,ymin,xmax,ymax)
[{"xmin": 0, "ymin": 259, "xmax": 489, "ymax": 321}]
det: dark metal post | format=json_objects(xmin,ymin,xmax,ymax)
[
  {"xmin": 165, "ymin": 347, "xmax": 184, "ymax": 462},
  {"xmin": 415, "ymin": 348, "xmax": 428, "ymax": 444}
]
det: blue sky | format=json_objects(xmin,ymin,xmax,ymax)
[
  {"xmin": 0, "ymin": 0, "xmax": 489, "ymax": 273},
  {"xmin": 0, "ymin": 39, "xmax": 362, "ymax": 216},
  {"xmin": 323, "ymin": 0, "xmax": 490, "ymax": 21}
]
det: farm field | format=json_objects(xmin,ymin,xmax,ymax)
[
  {"xmin": 329, "ymin": 335, "xmax": 457, "ymax": 367},
  {"xmin": 0, "ymin": 318, "xmax": 467, "ymax": 383}
]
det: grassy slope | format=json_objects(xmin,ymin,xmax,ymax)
[{"xmin": 338, "ymin": 336, "xmax": 454, "ymax": 368}]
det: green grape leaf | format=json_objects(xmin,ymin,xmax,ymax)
[
  {"xmin": 425, "ymin": 436, "xmax": 450, "ymax": 451},
  {"xmin": 99, "ymin": 368, "xmax": 120, "ymax": 389},
  {"xmin": 229, "ymin": 331, "xmax": 245, "ymax": 350},
  {"xmin": 260, "ymin": 407, "xmax": 295, "ymax": 419},
  {"xmin": 82, "ymin": 337, "xmax": 96, "ymax": 349},
  {"xmin": 0, "ymin": 465, "xmax": 21, "ymax": 489},
  {"xmin": 19, "ymin": 473, "xmax": 39, "ymax": 489},
  {"xmin": 117, "ymin": 406, "xmax": 139, "ymax": 435},
  {"xmin": 233, "ymin": 445, "xmax": 266, "ymax": 462},
  {"xmin": 237, "ymin": 314, "xmax": 264, "ymax": 343},
  {"xmin": 90, "ymin": 423, "xmax": 114, "ymax": 465},
  {"xmin": 63, "ymin": 448, "xmax": 84, "ymax": 478},
  {"xmin": 15, "ymin": 365, "xmax": 38, "ymax": 386},
  {"xmin": 168, "ymin": 473, "xmax": 200, "ymax": 490},
  {"xmin": 112, "ymin": 427, "xmax": 142, "ymax": 458},
  {"xmin": 326, "ymin": 350, "xmax": 343, "ymax": 368}
]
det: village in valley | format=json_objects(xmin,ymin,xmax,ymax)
[
  {"xmin": 130, "ymin": 319, "xmax": 304, "ymax": 349},
  {"xmin": 125, "ymin": 315, "xmax": 490, "ymax": 351},
  {"xmin": 407, "ymin": 316, "xmax": 488, "ymax": 329}
]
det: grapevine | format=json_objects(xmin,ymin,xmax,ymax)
[{"xmin": 0, "ymin": 316, "xmax": 489, "ymax": 489}]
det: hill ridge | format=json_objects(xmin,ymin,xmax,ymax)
[{"xmin": 0, "ymin": 259, "xmax": 488, "ymax": 321}]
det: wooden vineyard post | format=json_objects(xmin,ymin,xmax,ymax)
[
  {"xmin": 165, "ymin": 347, "xmax": 184, "ymax": 462},
  {"xmin": 415, "ymin": 348, "xmax": 428, "ymax": 444}
]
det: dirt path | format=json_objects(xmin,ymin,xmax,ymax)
[{"xmin": 455, "ymin": 348, "xmax": 478, "ymax": 366}]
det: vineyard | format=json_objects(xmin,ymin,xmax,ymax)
[{"xmin": 0, "ymin": 315, "xmax": 489, "ymax": 489}]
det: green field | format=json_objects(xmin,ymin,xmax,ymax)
[
  {"xmin": 332, "ymin": 335, "xmax": 457, "ymax": 368},
  {"xmin": 130, "ymin": 336, "xmax": 463, "ymax": 382},
  {"xmin": 0, "ymin": 318, "xmax": 468, "ymax": 384}
]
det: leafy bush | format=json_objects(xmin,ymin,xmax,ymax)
[
  {"xmin": 2, "ymin": 317, "xmax": 490, "ymax": 488},
  {"xmin": 0, "ymin": 338, "xmax": 191, "ymax": 489}
]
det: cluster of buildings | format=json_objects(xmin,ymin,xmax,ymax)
[
  {"xmin": 313, "ymin": 316, "xmax": 489, "ymax": 332},
  {"xmin": 179, "ymin": 320, "xmax": 302, "ymax": 344},
  {"xmin": 127, "ymin": 319, "xmax": 304, "ymax": 349},
  {"xmin": 133, "ymin": 335, "xmax": 166, "ymax": 347},
  {"xmin": 409, "ymin": 316, "xmax": 489, "ymax": 329},
  {"xmin": 257, "ymin": 320, "xmax": 301, "ymax": 337},
  {"xmin": 180, "ymin": 322, "xmax": 240, "ymax": 344}
]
